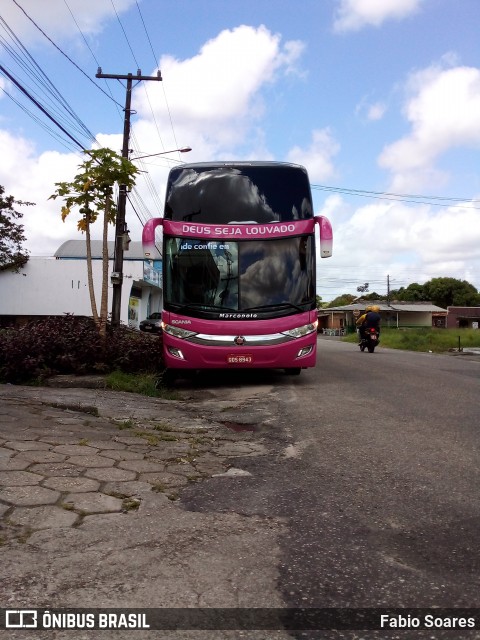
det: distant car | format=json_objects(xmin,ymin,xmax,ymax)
[{"xmin": 139, "ymin": 312, "xmax": 162, "ymax": 333}]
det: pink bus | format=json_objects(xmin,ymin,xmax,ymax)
[{"xmin": 142, "ymin": 161, "xmax": 333, "ymax": 381}]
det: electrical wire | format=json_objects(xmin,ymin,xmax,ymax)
[
  {"xmin": 311, "ymin": 183, "xmax": 480, "ymax": 209},
  {"xmin": 110, "ymin": 0, "xmax": 140, "ymax": 69},
  {"xmin": 0, "ymin": 62, "xmax": 85, "ymax": 151},
  {"xmin": 0, "ymin": 12, "xmax": 98, "ymax": 149},
  {"xmin": 134, "ymin": 0, "xmax": 182, "ymax": 161},
  {"xmin": 12, "ymin": 0, "xmax": 123, "ymax": 108},
  {"xmin": 0, "ymin": 84, "xmax": 81, "ymax": 152}
]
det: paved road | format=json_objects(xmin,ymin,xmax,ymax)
[
  {"xmin": 181, "ymin": 338, "xmax": 480, "ymax": 639},
  {"xmin": 1, "ymin": 338, "xmax": 480, "ymax": 639}
]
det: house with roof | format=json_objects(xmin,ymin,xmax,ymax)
[
  {"xmin": 446, "ymin": 306, "xmax": 480, "ymax": 329},
  {"xmin": 0, "ymin": 240, "xmax": 162, "ymax": 329},
  {"xmin": 318, "ymin": 300, "xmax": 447, "ymax": 334}
]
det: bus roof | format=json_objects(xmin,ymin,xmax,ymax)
[{"xmin": 175, "ymin": 160, "xmax": 308, "ymax": 172}]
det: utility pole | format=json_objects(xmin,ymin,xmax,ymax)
[{"xmin": 95, "ymin": 68, "xmax": 162, "ymax": 326}]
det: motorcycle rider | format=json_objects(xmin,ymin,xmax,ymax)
[{"xmin": 356, "ymin": 305, "xmax": 381, "ymax": 343}]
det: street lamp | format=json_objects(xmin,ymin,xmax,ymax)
[{"xmin": 130, "ymin": 147, "xmax": 192, "ymax": 161}]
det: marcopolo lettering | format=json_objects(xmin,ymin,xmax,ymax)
[{"xmin": 218, "ymin": 313, "xmax": 258, "ymax": 319}]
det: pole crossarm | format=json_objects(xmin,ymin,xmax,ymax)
[{"xmin": 95, "ymin": 69, "xmax": 162, "ymax": 81}]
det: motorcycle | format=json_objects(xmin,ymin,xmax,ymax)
[{"xmin": 359, "ymin": 327, "xmax": 379, "ymax": 353}]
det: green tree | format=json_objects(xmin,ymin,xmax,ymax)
[
  {"xmin": 49, "ymin": 148, "xmax": 138, "ymax": 336},
  {"xmin": 423, "ymin": 277, "xmax": 480, "ymax": 309},
  {"xmin": 390, "ymin": 283, "xmax": 427, "ymax": 302},
  {"xmin": 326, "ymin": 293, "xmax": 356, "ymax": 308},
  {"xmin": 0, "ymin": 185, "xmax": 32, "ymax": 272},
  {"xmin": 361, "ymin": 291, "xmax": 383, "ymax": 301}
]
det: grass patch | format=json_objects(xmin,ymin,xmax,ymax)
[
  {"xmin": 343, "ymin": 328, "xmax": 480, "ymax": 353},
  {"xmin": 133, "ymin": 430, "xmax": 161, "ymax": 446},
  {"xmin": 106, "ymin": 371, "xmax": 159, "ymax": 396},
  {"xmin": 116, "ymin": 418, "xmax": 136, "ymax": 430},
  {"xmin": 152, "ymin": 423, "xmax": 175, "ymax": 432},
  {"xmin": 105, "ymin": 370, "xmax": 180, "ymax": 399},
  {"xmin": 122, "ymin": 497, "xmax": 141, "ymax": 512},
  {"xmin": 132, "ymin": 429, "xmax": 178, "ymax": 445}
]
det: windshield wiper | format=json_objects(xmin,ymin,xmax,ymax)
[{"xmin": 243, "ymin": 302, "xmax": 305, "ymax": 313}]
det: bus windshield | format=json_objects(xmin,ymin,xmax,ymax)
[
  {"xmin": 164, "ymin": 163, "xmax": 313, "ymax": 223},
  {"xmin": 164, "ymin": 235, "xmax": 315, "ymax": 314}
]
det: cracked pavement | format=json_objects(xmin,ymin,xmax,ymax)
[{"xmin": 0, "ymin": 381, "xmax": 291, "ymax": 639}]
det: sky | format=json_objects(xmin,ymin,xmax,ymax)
[{"xmin": 1, "ymin": 0, "xmax": 480, "ymax": 302}]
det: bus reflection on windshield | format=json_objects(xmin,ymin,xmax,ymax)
[{"xmin": 165, "ymin": 236, "xmax": 314, "ymax": 312}]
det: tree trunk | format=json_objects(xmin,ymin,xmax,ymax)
[
  {"xmin": 85, "ymin": 221, "xmax": 99, "ymax": 328},
  {"xmin": 99, "ymin": 200, "xmax": 110, "ymax": 338}
]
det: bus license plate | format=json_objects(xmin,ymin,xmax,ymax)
[{"xmin": 227, "ymin": 354, "xmax": 253, "ymax": 364}]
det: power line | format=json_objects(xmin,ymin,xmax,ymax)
[
  {"xmin": 106, "ymin": 0, "xmax": 171, "ymax": 215},
  {"xmin": 0, "ymin": 13, "xmax": 98, "ymax": 148},
  {"xmin": 133, "ymin": 0, "xmax": 182, "ymax": 161},
  {"xmin": 0, "ymin": 63, "xmax": 85, "ymax": 151},
  {"xmin": 110, "ymin": 0, "xmax": 140, "ymax": 69},
  {"xmin": 135, "ymin": 0, "xmax": 157, "ymax": 63},
  {"xmin": 311, "ymin": 184, "xmax": 480, "ymax": 209},
  {"xmin": 0, "ymin": 84, "xmax": 80, "ymax": 152},
  {"xmin": 11, "ymin": 0, "xmax": 123, "ymax": 108},
  {"xmin": 61, "ymin": 0, "xmax": 126, "ymax": 136}
]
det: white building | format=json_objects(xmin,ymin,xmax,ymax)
[{"xmin": 0, "ymin": 240, "xmax": 162, "ymax": 328}]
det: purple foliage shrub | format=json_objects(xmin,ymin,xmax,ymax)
[{"xmin": 0, "ymin": 315, "xmax": 164, "ymax": 383}]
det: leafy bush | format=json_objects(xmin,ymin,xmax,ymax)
[{"xmin": 0, "ymin": 315, "xmax": 164, "ymax": 384}]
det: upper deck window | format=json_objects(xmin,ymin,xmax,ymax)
[{"xmin": 164, "ymin": 163, "xmax": 313, "ymax": 224}]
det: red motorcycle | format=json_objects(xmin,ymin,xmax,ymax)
[{"xmin": 359, "ymin": 327, "xmax": 379, "ymax": 353}]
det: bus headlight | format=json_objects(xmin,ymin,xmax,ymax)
[
  {"xmin": 281, "ymin": 321, "xmax": 318, "ymax": 339},
  {"xmin": 162, "ymin": 322, "xmax": 198, "ymax": 340}
]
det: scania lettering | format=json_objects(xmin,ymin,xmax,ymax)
[{"xmin": 142, "ymin": 161, "xmax": 333, "ymax": 380}]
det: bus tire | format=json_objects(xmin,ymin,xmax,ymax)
[{"xmin": 285, "ymin": 367, "xmax": 301, "ymax": 376}]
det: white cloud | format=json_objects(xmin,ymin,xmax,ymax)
[
  {"xmin": 379, "ymin": 63, "xmax": 480, "ymax": 191},
  {"xmin": 367, "ymin": 102, "xmax": 387, "ymax": 121},
  {"xmin": 0, "ymin": 129, "xmax": 87, "ymax": 254},
  {"xmin": 320, "ymin": 196, "xmax": 480, "ymax": 297},
  {"xmin": 286, "ymin": 129, "xmax": 340, "ymax": 182},
  {"xmin": 356, "ymin": 96, "xmax": 387, "ymax": 122},
  {"xmin": 134, "ymin": 26, "xmax": 304, "ymax": 153},
  {"xmin": 333, "ymin": 0, "xmax": 423, "ymax": 32}
]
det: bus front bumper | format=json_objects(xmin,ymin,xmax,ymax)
[{"xmin": 162, "ymin": 334, "xmax": 317, "ymax": 370}]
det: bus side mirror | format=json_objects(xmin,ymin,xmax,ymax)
[
  {"xmin": 314, "ymin": 215, "xmax": 333, "ymax": 258},
  {"xmin": 142, "ymin": 218, "xmax": 163, "ymax": 257}
]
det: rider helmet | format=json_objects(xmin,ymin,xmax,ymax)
[{"xmin": 370, "ymin": 305, "xmax": 380, "ymax": 312}]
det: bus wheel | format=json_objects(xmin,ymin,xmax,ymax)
[{"xmin": 285, "ymin": 368, "xmax": 301, "ymax": 376}]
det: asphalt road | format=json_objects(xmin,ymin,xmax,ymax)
[{"xmin": 180, "ymin": 337, "xmax": 480, "ymax": 639}]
